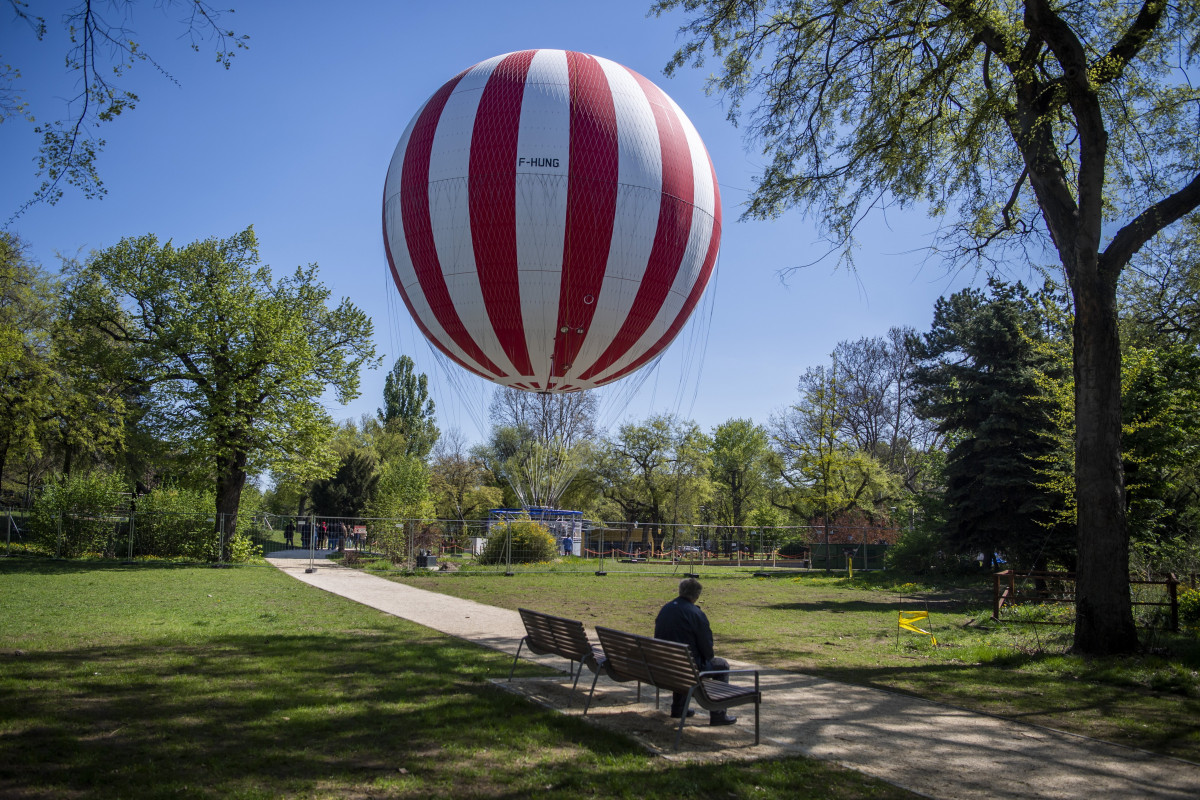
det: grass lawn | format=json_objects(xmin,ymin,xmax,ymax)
[
  {"xmin": 0, "ymin": 557, "xmax": 918, "ymax": 800},
  {"xmin": 377, "ymin": 565, "xmax": 1200, "ymax": 762}
]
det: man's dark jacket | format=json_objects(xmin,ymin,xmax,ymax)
[{"xmin": 654, "ymin": 597, "xmax": 715, "ymax": 667}]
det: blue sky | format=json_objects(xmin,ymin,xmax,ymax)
[{"xmin": 2, "ymin": 0, "xmax": 983, "ymax": 443}]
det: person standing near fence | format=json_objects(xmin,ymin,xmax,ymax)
[
  {"xmin": 654, "ymin": 577, "xmax": 737, "ymax": 726},
  {"xmin": 284, "ymin": 519, "xmax": 295, "ymax": 547}
]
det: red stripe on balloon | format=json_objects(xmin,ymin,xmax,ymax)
[
  {"xmin": 401, "ymin": 71, "xmax": 508, "ymax": 378},
  {"xmin": 577, "ymin": 68, "xmax": 695, "ymax": 382},
  {"xmin": 471, "ymin": 50, "xmax": 536, "ymax": 377},
  {"xmin": 601, "ymin": 153, "xmax": 721, "ymax": 384},
  {"xmin": 552, "ymin": 52, "xmax": 618, "ymax": 380},
  {"xmin": 382, "ymin": 182, "xmax": 495, "ymax": 383}
]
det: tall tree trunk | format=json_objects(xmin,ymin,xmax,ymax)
[
  {"xmin": 1071, "ymin": 267, "xmax": 1138, "ymax": 654},
  {"xmin": 215, "ymin": 450, "xmax": 248, "ymax": 562}
]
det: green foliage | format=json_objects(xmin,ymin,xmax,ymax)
[
  {"xmin": 30, "ymin": 471, "xmax": 127, "ymax": 557},
  {"xmin": 771, "ymin": 363, "xmax": 899, "ymax": 523},
  {"xmin": 311, "ymin": 450, "xmax": 379, "ymax": 519},
  {"xmin": 710, "ymin": 418, "xmax": 775, "ymax": 528},
  {"xmin": 66, "ymin": 226, "xmax": 378, "ymax": 558},
  {"xmin": 596, "ymin": 413, "xmax": 713, "ymax": 526},
  {"xmin": 226, "ymin": 529, "xmax": 262, "ymax": 563},
  {"xmin": 909, "ymin": 279, "xmax": 1073, "ymax": 569},
  {"xmin": 133, "ymin": 485, "xmax": 214, "ymax": 559},
  {"xmin": 487, "ymin": 389, "xmax": 598, "ymax": 508},
  {"xmin": 656, "ymin": 0, "xmax": 1200, "ymax": 655},
  {"xmin": 0, "ymin": 233, "xmax": 59, "ymax": 494},
  {"xmin": 1180, "ymin": 589, "xmax": 1200, "ymax": 629},
  {"xmin": 478, "ymin": 517, "xmax": 557, "ymax": 565},
  {"xmin": 378, "ymin": 355, "xmax": 439, "ymax": 460},
  {"xmin": 365, "ymin": 454, "xmax": 432, "ymax": 522}
]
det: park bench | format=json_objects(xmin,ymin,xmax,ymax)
[
  {"xmin": 509, "ymin": 608, "xmax": 608, "ymax": 707},
  {"xmin": 592, "ymin": 626, "xmax": 761, "ymax": 751}
]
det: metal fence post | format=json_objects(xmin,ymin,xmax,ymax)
[
  {"xmin": 56, "ymin": 511, "xmax": 63, "ymax": 558},
  {"xmin": 306, "ymin": 513, "xmax": 316, "ymax": 574},
  {"xmin": 504, "ymin": 516, "xmax": 513, "ymax": 575},
  {"xmin": 127, "ymin": 500, "xmax": 136, "ymax": 560}
]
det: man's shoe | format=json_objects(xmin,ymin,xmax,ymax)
[
  {"xmin": 670, "ymin": 709, "xmax": 696, "ymax": 719},
  {"xmin": 709, "ymin": 714, "xmax": 737, "ymax": 726}
]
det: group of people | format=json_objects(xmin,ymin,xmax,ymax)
[{"xmin": 283, "ymin": 519, "xmax": 361, "ymax": 551}]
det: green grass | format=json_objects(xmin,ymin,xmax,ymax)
[
  {"xmin": 0, "ymin": 557, "xmax": 918, "ymax": 800},
  {"xmin": 381, "ymin": 567, "xmax": 1200, "ymax": 762}
]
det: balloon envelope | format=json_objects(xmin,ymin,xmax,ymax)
[{"xmin": 383, "ymin": 49, "xmax": 721, "ymax": 392}]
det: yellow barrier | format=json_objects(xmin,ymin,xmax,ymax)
[{"xmin": 898, "ymin": 609, "xmax": 937, "ymax": 646}]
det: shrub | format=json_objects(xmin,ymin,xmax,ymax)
[
  {"xmin": 134, "ymin": 486, "xmax": 214, "ymax": 559},
  {"xmin": 884, "ymin": 526, "xmax": 975, "ymax": 575},
  {"xmin": 1180, "ymin": 588, "xmax": 1200, "ymax": 629},
  {"xmin": 227, "ymin": 530, "xmax": 262, "ymax": 563},
  {"xmin": 30, "ymin": 472, "xmax": 128, "ymax": 557},
  {"xmin": 478, "ymin": 517, "xmax": 556, "ymax": 565}
]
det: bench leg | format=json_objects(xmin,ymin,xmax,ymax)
[
  {"xmin": 567, "ymin": 660, "xmax": 584, "ymax": 708},
  {"xmin": 673, "ymin": 689, "xmax": 698, "ymax": 752},
  {"xmin": 508, "ymin": 638, "xmax": 527, "ymax": 681},
  {"xmin": 583, "ymin": 669, "xmax": 602, "ymax": 715},
  {"xmin": 754, "ymin": 697, "xmax": 760, "ymax": 745}
]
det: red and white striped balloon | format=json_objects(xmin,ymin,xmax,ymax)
[{"xmin": 383, "ymin": 49, "xmax": 721, "ymax": 393}]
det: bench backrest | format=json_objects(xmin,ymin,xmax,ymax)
[
  {"xmin": 518, "ymin": 608, "xmax": 594, "ymax": 661},
  {"xmin": 595, "ymin": 626, "xmax": 700, "ymax": 693}
]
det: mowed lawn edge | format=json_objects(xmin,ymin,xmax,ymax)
[{"xmin": 0, "ymin": 558, "xmax": 920, "ymax": 800}]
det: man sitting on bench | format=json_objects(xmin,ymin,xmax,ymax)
[{"xmin": 654, "ymin": 577, "xmax": 737, "ymax": 726}]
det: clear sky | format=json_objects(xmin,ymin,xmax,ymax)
[{"xmin": 2, "ymin": 0, "xmax": 985, "ymax": 443}]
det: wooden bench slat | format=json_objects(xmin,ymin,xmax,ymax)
[
  {"xmin": 595, "ymin": 626, "xmax": 761, "ymax": 751},
  {"xmin": 510, "ymin": 608, "xmax": 608, "ymax": 707}
]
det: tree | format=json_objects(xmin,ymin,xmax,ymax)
[
  {"xmin": 378, "ymin": 355, "xmax": 439, "ymax": 460},
  {"xmin": 67, "ymin": 226, "xmax": 378, "ymax": 558},
  {"xmin": 909, "ymin": 279, "xmax": 1074, "ymax": 569},
  {"xmin": 310, "ymin": 450, "xmax": 379, "ymax": 519},
  {"xmin": 828, "ymin": 328, "xmax": 941, "ymax": 491},
  {"xmin": 429, "ymin": 428, "xmax": 503, "ymax": 523},
  {"xmin": 655, "ymin": 0, "xmax": 1200, "ymax": 654},
  {"xmin": 709, "ymin": 418, "xmax": 774, "ymax": 529},
  {"xmin": 3, "ymin": 0, "xmax": 248, "ymax": 217},
  {"xmin": 771, "ymin": 364, "xmax": 898, "ymax": 545},
  {"xmin": 488, "ymin": 388, "xmax": 598, "ymax": 508},
  {"xmin": 0, "ymin": 233, "xmax": 57, "ymax": 493},
  {"xmin": 596, "ymin": 414, "xmax": 712, "ymax": 527}
]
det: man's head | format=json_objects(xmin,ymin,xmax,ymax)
[{"xmin": 678, "ymin": 577, "xmax": 702, "ymax": 602}]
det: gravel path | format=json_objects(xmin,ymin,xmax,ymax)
[{"xmin": 268, "ymin": 550, "xmax": 1200, "ymax": 799}]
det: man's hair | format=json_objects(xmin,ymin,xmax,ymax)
[{"xmin": 678, "ymin": 577, "xmax": 702, "ymax": 601}]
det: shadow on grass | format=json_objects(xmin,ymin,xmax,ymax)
[{"xmin": 0, "ymin": 628, "xmax": 916, "ymax": 799}]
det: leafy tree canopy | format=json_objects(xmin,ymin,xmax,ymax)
[
  {"xmin": 66, "ymin": 226, "xmax": 378, "ymax": 556},
  {"xmin": 654, "ymin": 0, "xmax": 1200, "ymax": 654}
]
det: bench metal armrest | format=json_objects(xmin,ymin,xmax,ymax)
[{"xmin": 700, "ymin": 667, "xmax": 760, "ymax": 692}]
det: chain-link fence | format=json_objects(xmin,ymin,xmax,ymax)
[{"xmin": 3, "ymin": 504, "xmax": 901, "ymax": 573}]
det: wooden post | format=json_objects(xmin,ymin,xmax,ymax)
[{"xmin": 993, "ymin": 571, "xmax": 1001, "ymax": 620}]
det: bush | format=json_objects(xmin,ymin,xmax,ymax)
[
  {"xmin": 1180, "ymin": 588, "xmax": 1200, "ymax": 629},
  {"xmin": 885, "ymin": 526, "xmax": 975, "ymax": 575},
  {"xmin": 478, "ymin": 518, "xmax": 556, "ymax": 565},
  {"xmin": 134, "ymin": 486, "xmax": 214, "ymax": 559},
  {"xmin": 227, "ymin": 530, "xmax": 262, "ymax": 563},
  {"xmin": 30, "ymin": 472, "xmax": 128, "ymax": 557}
]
